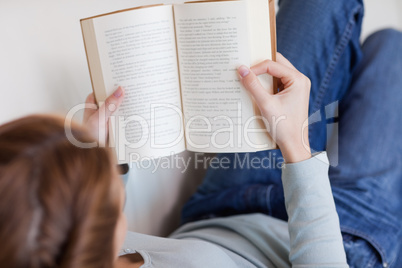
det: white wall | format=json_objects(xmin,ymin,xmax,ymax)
[
  {"xmin": 362, "ymin": 0, "xmax": 402, "ymax": 40},
  {"xmin": 123, "ymin": 151, "xmax": 207, "ymax": 236},
  {"xmin": 0, "ymin": 0, "xmax": 179, "ymax": 124},
  {"xmin": 1, "ymin": 0, "xmax": 401, "ymax": 236}
]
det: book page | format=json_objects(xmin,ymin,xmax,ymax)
[
  {"xmin": 91, "ymin": 5, "xmax": 185, "ymax": 163},
  {"xmin": 174, "ymin": 1, "xmax": 274, "ymax": 153},
  {"xmin": 246, "ymin": 0, "xmax": 277, "ymax": 150}
]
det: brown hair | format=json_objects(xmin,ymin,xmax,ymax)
[{"xmin": 0, "ymin": 115, "xmax": 121, "ymax": 268}]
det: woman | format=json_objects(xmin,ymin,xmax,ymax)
[{"xmin": 0, "ymin": 54, "xmax": 347, "ymax": 267}]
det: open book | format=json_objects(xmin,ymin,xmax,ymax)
[{"xmin": 81, "ymin": 0, "xmax": 277, "ymax": 164}]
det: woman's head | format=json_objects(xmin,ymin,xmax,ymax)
[{"xmin": 0, "ymin": 115, "xmax": 125, "ymax": 268}]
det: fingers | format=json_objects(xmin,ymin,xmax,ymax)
[
  {"xmin": 99, "ymin": 86, "xmax": 125, "ymax": 118},
  {"xmin": 252, "ymin": 59, "xmax": 298, "ymax": 79},
  {"xmin": 251, "ymin": 59, "xmax": 303, "ymax": 88},
  {"xmin": 238, "ymin": 65, "xmax": 271, "ymax": 107},
  {"xmin": 239, "ymin": 55, "xmax": 310, "ymax": 103}
]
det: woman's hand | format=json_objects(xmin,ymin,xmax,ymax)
[
  {"xmin": 238, "ymin": 53, "xmax": 311, "ymax": 163},
  {"xmin": 83, "ymin": 86, "xmax": 125, "ymax": 146}
]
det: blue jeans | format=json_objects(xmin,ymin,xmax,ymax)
[{"xmin": 181, "ymin": 0, "xmax": 402, "ymax": 267}]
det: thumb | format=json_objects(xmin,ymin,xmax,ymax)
[
  {"xmin": 238, "ymin": 65, "xmax": 271, "ymax": 105},
  {"xmin": 99, "ymin": 86, "xmax": 125, "ymax": 119}
]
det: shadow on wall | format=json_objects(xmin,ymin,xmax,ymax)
[{"xmin": 124, "ymin": 151, "xmax": 207, "ymax": 237}]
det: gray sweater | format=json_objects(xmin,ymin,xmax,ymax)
[{"xmin": 120, "ymin": 152, "xmax": 348, "ymax": 267}]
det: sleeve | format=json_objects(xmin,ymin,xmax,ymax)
[{"xmin": 281, "ymin": 152, "xmax": 349, "ymax": 268}]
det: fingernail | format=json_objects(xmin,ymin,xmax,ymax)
[
  {"xmin": 114, "ymin": 87, "xmax": 123, "ymax": 98},
  {"xmin": 238, "ymin": 65, "xmax": 250, "ymax": 78}
]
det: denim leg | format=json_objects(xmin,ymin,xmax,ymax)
[
  {"xmin": 328, "ymin": 29, "xmax": 402, "ymax": 268},
  {"xmin": 277, "ymin": 0, "xmax": 364, "ymax": 152},
  {"xmin": 181, "ymin": 0, "xmax": 365, "ymax": 224}
]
